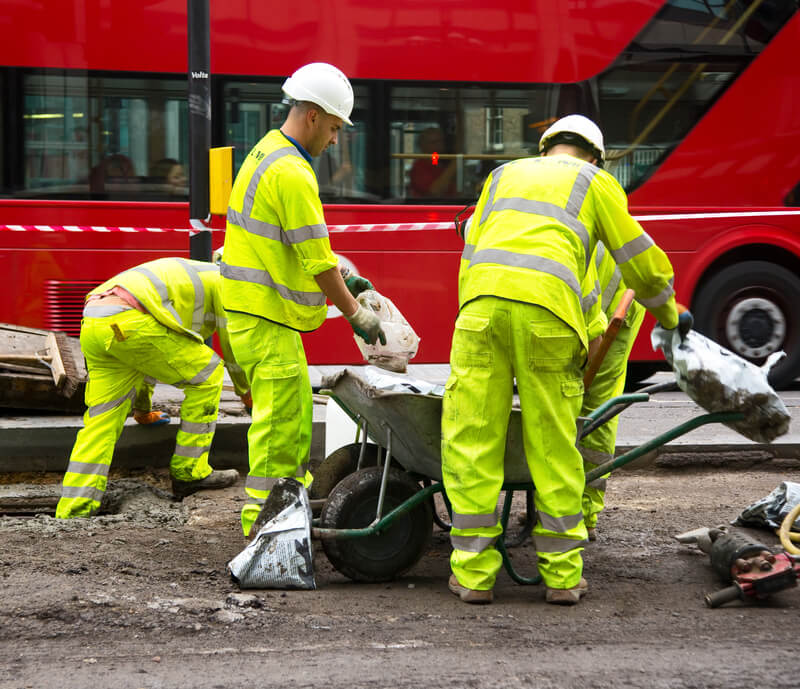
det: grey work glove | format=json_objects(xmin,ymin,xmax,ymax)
[{"xmin": 346, "ymin": 304, "xmax": 387, "ymax": 345}]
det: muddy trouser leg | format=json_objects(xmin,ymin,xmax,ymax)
[
  {"xmin": 580, "ymin": 303, "xmax": 645, "ymax": 528},
  {"xmin": 442, "ymin": 297, "xmax": 511, "ymax": 592},
  {"xmin": 511, "ymin": 302, "xmax": 587, "ymax": 590},
  {"xmin": 56, "ymin": 312, "xmax": 142, "ymax": 519},
  {"xmin": 226, "ymin": 312, "xmax": 312, "ymax": 537}
]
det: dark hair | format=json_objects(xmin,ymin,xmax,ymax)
[
  {"xmin": 149, "ymin": 158, "xmax": 180, "ymax": 179},
  {"xmin": 542, "ymin": 132, "xmax": 603, "ymax": 167}
]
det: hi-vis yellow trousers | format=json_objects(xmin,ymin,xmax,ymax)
[
  {"xmin": 56, "ymin": 309, "xmax": 223, "ymax": 519},
  {"xmin": 226, "ymin": 312, "xmax": 313, "ymax": 536},
  {"xmin": 580, "ymin": 302, "xmax": 645, "ymax": 528},
  {"xmin": 442, "ymin": 296, "xmax": 587, "ymax": 591}
]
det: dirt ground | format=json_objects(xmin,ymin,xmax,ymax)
[{"xmin": 2, "ymin": 463, "xmax": 800, "ymax": 689}]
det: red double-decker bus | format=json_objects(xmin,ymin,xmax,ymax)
[{"xmin": 2, "ymin": 0, "xmax": 799, "ymax": 386}]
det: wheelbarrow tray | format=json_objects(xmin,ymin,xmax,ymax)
[{"xmin": 321, "ymin": 368, "xmax": 534, "ymax": 484}]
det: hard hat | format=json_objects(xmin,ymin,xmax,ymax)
[
  {"xmin": 539, "ymin": 114, "xmax": 605, "ymax": 162},
  {"xmin": 212, "ymin": 246, "xmax": 223, "ymax": 265},
  {"xmin": 282, "ymin": 62, "xmax": 354, "ymax": 126}
]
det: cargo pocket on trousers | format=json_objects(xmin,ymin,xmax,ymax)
[
  {"xmin": 442, "ymin": 376, "xmax": 458, "ymax": 422},
  {"xmin": 561, "ymin": 378, "xmax": 584, "ymax": 399},
  {"xmin": 529, "ymin": 320, "xmax": 579, "ymax": 372},
  {"xmin": 451, "ymin": 314, "xmax": 492, "ymax": 369},
  {"xmin": 260, "ymin": 362, "xmax": 301, "ymax": 423}
]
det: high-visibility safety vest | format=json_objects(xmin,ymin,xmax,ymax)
[
  {"xmin": 87, "ymin": 257, "xmax": 248, "ymax": 394},
  {"xmin": 460, "ymin": 154, "xmax": 678, "ymax": 350},
  {"xmin": 221, "ymin": 129, "xmax": 339, "ymax": 332}
]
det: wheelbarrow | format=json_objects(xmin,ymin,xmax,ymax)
[{"xmin": 312, "ymin": 366, "xmax": 745, "ymax": 584}]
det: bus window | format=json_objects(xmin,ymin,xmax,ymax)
[
  {"xmin": 221, "ymin": 79, "xmax": 373, "ymax": 203},
  {"xmin": 21, "ymin": 73, "xmax": 188, "ymax": 200}
]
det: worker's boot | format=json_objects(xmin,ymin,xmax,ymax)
[
  {"xmin": 448, "ymin": 574, "xmax": 493, "ymax": 604},
  {"xmin": 545, "ymin": 577, "xmax": 589, "ymax": 606},
  {"xmin": 172, "ymin": 469, "xmax": 239, "ymax": 499},
  {"xmin": 587, "ymin": 527, "xmax": 597, "ymax": 542},
  {"xmin": 133, "ymin": 410, "xmax": 171, "ymax": 426}
]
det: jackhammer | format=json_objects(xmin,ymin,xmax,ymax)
[{"xmin": 675, "ymin": 527, "xmax": 800, "ymax": 608}]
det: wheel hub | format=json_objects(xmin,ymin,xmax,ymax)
[{"xmin": 725, "ymin": 297, "xmax": 785, "ymax": 359}]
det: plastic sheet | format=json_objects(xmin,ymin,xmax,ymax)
[
  {"xmin": 353, "ymin": 290, "xmax": 420, "ymax": 373},
  {"xmin": 651, "ymin": 326, "xmax": 790, "ymax": 443},
  {"xmin": 733, "ymin": 481, "xmax": 800, "ymax": 531},
  {"xmin": 227, "ymin": 479, "xmax": 316, "ymax": 589}
]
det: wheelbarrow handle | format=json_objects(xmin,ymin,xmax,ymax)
[{"xmin": 583, "ymin": 288, "xmax": 635, "ymax": 390}]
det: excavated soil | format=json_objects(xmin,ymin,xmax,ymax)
[{"xmin": 1, "ymin": 464, "xmax": 799, "ymax": 688}]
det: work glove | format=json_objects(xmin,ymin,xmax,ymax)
[
  {"xmin": 346, "ymin": 304, "xmax": 387, "ymax": 345},
  {"xmin": 658, "ymin": 305, "xmax": 693, "ymax": 343},
  {"xmin": 344, "ymin": 274, "xmax": 374, "ymax": 298},
  {"xmin": 239, "ymin": 391, "xmax": 252, "ymax": 412}
]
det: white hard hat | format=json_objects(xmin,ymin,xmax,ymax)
[
  {"xmin": 282, "ymin": 62, "xmax": 354, "ymax": 126},
  {"xmin": 539, "ymin": 114, "xmax": 605, "ymax": 162}
]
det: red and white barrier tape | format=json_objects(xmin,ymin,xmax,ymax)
[{"xmin": 0, "ymin": 222, "xmax": 454, "ymax": 233}]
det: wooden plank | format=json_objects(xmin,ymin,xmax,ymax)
[{"xmin": 45, "ymin": 332, "xmax": 66, "ymax": 389}]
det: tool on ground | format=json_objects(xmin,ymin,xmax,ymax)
[
  {"xmin": 583, "ymin": 288, "xmax": 635, "ymax": 389},
  {"xmin": 675, "ymin": 526, "xmax": 800, "ymax": 608}
]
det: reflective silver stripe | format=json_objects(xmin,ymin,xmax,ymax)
[
  {"xmin": 469, "ymin": 248, "xmax": 581, "ymax": 297},
  {"xmin": 594, "ymin": 241, "xmax": 606, "ymax": 268},
  {"xmin": 637, "ymin": 279, "xmax": 675, "ymax": 309},
  {"xmin": 609, "ymin": 232, "xmax": 655, "ymax": 264},
  {"xmin": 64, "ymin": 460, "xmax": 109, "ymax": 476},
  {"xmin": 581, "ymin": 280, "xmax": 600, "ymax": 313},
  {"xmin": 480, "ymin": 165, "xmax": 505, "ymax": 224},
  {"xmin": 175, "ymin": 258, "xmax": 207, "ymax": 333},
  {"xmin": 245, "ymin": 475, "xmax": 282, "ymax": 492},
  {"xmin": 183, "ymin": 353, "xmax": 221, "ymax": 385},
  {"xmin": 214, "ymin": 313, "xmax": 228, "ymax": 328},
  {"xmin": 295, "ymin": 463, "xmax": 308, "ymax": 478},
  {"xmin": 565, "ymin": 163, "xmax": 598, "ymax": 219},
  {"xmin": 461, "ymin": 244, "xmax": 475, "ymax": 262},
  {"xmin": 82, "ymin": 304, "xmax": 131, "ymax": 318},
  {"xmin": 245, "ymin": 497, "xmax": 266, "ymax": 507},
  {"xmin": 538, "ymin": 510, "xmax": 585, "ymax": 533},
  {"xmin": 220, "ymin": 262, "xmax": 326, "ymax": 307},
  {"xmin": 174, "ymin": 443, "xmax": 212, "ymax": 459},
  {"xmin": 451, "ymin": 511, "xmax": 498, "ymax": 529},
  {"xmin": 450, "ymin": 534, "xmax": 498, "ymax": 553},
  {"xmin": 180, "ymin": 420, "xmax": 216, "ymax": 435},
  {"xmin": 533, "ymin": 534, "xmax": 587, "ymax": 553},
  {"xmin": 243, "ymin": 147, "xmax": 303, "ymax": 216},
  {"xmin": 131, "ymin": 266, "xmax": 181, "ymax": 323},
  {"xmin": 227, "ymin": 208, "xmax": 329, "ymax": 247},
  {"xmin": 602, "ymin": 269, "xmax": 623, "ymax": 312},
  {"xmin": 87, "ymin": 386, "xmax": 136, "ymax": 418},
  {"xmin": 60, "ymin": 485, "xmax": 104, "ymax": 502},
  {"xmin": 491, "ymin": 197, "xmax": 590, "ymax": 260},
  {"xmin": 588, "ymin": 477, "xmax": 608, "ymax": 491}
]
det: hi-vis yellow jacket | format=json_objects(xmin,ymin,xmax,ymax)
[
  {"xmin": 221, "ymin": 129, "xmax": 338, "ymax": 332},
  {"xmin": 87, "ymin": 257, "xmax": 249, "ymax": 395},
  {"xmin": 460, "ymin": 154, "xmax": 678, "ymax": 351}
]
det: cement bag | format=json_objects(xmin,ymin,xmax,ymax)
[
  {"xmin": 354, "ymin": 289, "xmax": 420, "ymax": 373},
  {"xmin": 228, "ymin": 478, "xmax": 316, "ymax": 589},
  {"xmin": 651, "ymin": 326, "xmax": 790, "ymax": 443},
  {"xmin": 733, "ymin": 481, "xmax": 800, "ymax": 531}
]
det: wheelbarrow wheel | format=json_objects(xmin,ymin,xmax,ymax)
[
  {"xmin": 320, "ymin": 466, "xmax": 433, "ymax": 582},
  {"xmin": 309, "ymin": 442, "xmax": 380, "ymax": 500}
]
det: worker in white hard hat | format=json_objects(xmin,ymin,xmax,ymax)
[
  {"xmin": 442, "ymin": 113, "xmax": 692, "ymax": 605},
  {"xmin": 220, "ymin": 62, "xmax": 384, "ymax": 537}
]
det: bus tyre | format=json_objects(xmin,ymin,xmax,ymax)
[
  {"xmin": 693, "ymin": 260, "xmax": 800, "ymax": 389},
  {"xmin": 308, "ymin": 442, "xmax": 379, "ymax": 500},
  {"xmin": 320, "ymin": 466, "xmax": 433, "ymax": 582}
]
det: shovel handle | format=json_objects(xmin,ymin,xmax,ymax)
[{"xmin": 583, "ymin": 288, "xmax": 635, "ymax": 389}]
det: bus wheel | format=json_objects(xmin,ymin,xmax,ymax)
[{"xmin": 693, "ymin": 260, "xmax": 800, "ymax": 389}]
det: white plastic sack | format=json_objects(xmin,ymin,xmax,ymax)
[
  {"xmin": 354, "ymin": 289, "xmax": 420, "ymax": 373},
  {"xmin": 651, "ymin": 325, "xmax": 790, "ymax": 444},
  {"xmin": 227, "ymin": 479, "xmax": 316, "ymax": 589},
  {"xmin": 361, "ymin": 365, "xmax": 445, "ymax": 396},
  {"xmin": 733, "ymin": 481, "xmax": 800, "ymax": 531}
]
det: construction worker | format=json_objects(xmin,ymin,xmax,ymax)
[
  {"xmin": 580, "ymin": 244, "xmax": 645, "ymax": 541},
  {"xmin": 442, "ymin": 114, "xmax": 692, "ymax": 606},
  {"xmin": 221, "ymin": 62, "xmax": 384, "ymax": 537},
  {"xmin": 56, "ymin": 257, "xmax": 249, "ymax": 519}
]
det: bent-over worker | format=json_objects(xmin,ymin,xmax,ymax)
[
  {"xmin": 221, "ymin": 62, "xmax": 384, "ymax": 537},
  {"xmin": 56, "ymin": 257, "xmax": 249, "ymax": 519},
  {"xmin": 442, "ymin": 114, "xmax": 692, "ymax": 606}
]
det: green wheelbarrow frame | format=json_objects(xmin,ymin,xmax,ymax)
[{"xmin": 313, "ymin": 368, "xmax": 744, "ymax": 585}]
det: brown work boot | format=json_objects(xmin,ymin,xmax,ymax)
[
  {"xmin": 172, "ymin": 469, "xmax": 239, "ymax": 499},
  {"xmin": 545, "ymin": 577, "xmax": 589, "ymax": 606},
  {"xmin": 448, "ymin": 574, "xmax": 493, "ymax": 605},
  {"xmin": 587, "ymin": 527, "xmax": 597, "ymax": 542}
]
